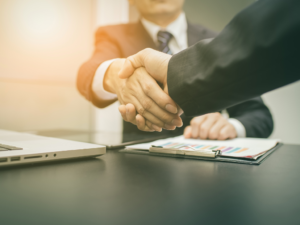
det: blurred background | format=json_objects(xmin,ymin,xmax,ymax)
[{"xmin": 0, "ymin": 0, "xmax": 299, "ymax": 144}]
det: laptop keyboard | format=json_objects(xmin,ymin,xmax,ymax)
[{"xmin": 0, "ymin": 143, "xmax": 23, "ymax": 151}]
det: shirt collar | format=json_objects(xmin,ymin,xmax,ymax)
[{"xmin": 141, "ymin": 12, "xmax": 187, "ymax": 49}]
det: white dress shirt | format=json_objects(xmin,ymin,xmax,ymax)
[{"xmin": 91, "ymin": 12, "xmax": 246, "ymax": 137}]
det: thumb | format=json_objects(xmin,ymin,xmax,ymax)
[{"xmin": 118, "ymin": 50, "xmax": 146, "ymax": 79}]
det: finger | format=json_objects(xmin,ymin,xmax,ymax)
[
  {"xmin": 118, "ymin": 105, "xmax": 128, "ymax": 121},
  {"xmin": 199, "ymin": 114, "xmax": 220, "ymax": 139},
  {"xmin": 163, "ymin": 124, "xmax": 176, "ymax": 130},
  {"xmin": 190, "ymin": 115, "xmax": 207, "ymax": 138},
  {"xmin": 184, "ymin": 126, "xmax": 192, "ymax": 139},
  {"xmin": 208, "ymin": 118, "xmax": 227, "ymax": 140},
  {"xmin": 151, "ymin": 124, "xmax": 162, "ymax": 132},
  {"xmin": 144, "ymin": 118, "xmax": 170, "ymax": 131},
  {"xmin": 129, "ymin": 95, "xmax": 167, "ymax": 128},
  {"xmin": 125, "ymin": 104, "xmax": 162, "ymax": 133},
  {"xmin": 124, "ymin": 74, "xmax": 180, "ymax": 127},
  {"xmin": 136, "ymin": 114, "xmax": 155, "ymax": 132},
  {"xmin": 145, "ymin": 119, "xmax": 153, "ymax": 130},
  {"xmin": 125, "ymin": 104, "xmax": 137, "ymax": 124},
  {"xmin": 138, "ymin": 74, "xmax": 178, "ymax": 114},
  {"xmin": 142, "ymin": 115, "xmax": 162, "ymax": 132},
  {"xmin": 219, "ymin": 124, "xmax": 237, "ymax": 140},
  {"xmin": 121, "ymin": 104, "xmax": 154, "ymax": 131},
  {"xmin": 141, "ymin": 116, "xmax": 156, "ymax": 132},
  {"xmin": 118, "ymin": 54, "xmax": 144, "ymax": 79},
  {"xmin": 118, "ymin": 49, "xmax": 170, "ymax": 84},
  {"xmin": 218, "ymin": 125, "xmax": 232, "ymax": 140},
  {"xmin": 178, "ymin": 107, "xmax": 184, "ymax": 116},
  {"xmin": 131, "ymin": 86, "xmax": 182, "ymax": 127}
]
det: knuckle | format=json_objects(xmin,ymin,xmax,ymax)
[
  {"xmin": 142, "ymin": 98, "xmax": 152, "ymax": 110},
  {"xmin": 144, "ymin": 83, "xmax": 152, "ymax": 95},
  {"xmin": 137, "ymin": 107, "xmax": 145, "ymax": 116},
  {"xmin": 213, "ymin": 112, "xmax": 221, "ymax": 119},
  {"xmin": 200, "ymin": 125, "xmax": 209, "ymax": 133},
  {"xmin": 191, "ymin": 118, "xmax": 198, "ymax": 126}
]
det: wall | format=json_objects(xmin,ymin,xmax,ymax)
[
  {"xmin": 184, "ymin": 0, "xmax": 300, "ymax": 144},
  {"xmin": 0, "ymin": 0, "xmax": 94, "ymax": 132},
  {"xmin": 91, "ymin": 0, "xmax": 129, "ymax": 133}
]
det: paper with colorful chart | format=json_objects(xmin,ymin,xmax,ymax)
[{"xmin": 125, "ymin": 135, "xmax": 280, "ymax": 160}]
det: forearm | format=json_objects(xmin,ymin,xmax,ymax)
[
  {"xmin": 103, "ymin": 59, "xmax": 126, "ymax": 94},
  {"xmin": 90, "ymin": 59, "xmax": 126, "ymax": 108},
  {"xmin": 168, "ymin": 0, "xmax": 300, "ymax": 117}
]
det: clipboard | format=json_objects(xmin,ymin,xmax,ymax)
[{"xmin": 120, "ymin": 143, "xmax": 282, "ymax": 165}]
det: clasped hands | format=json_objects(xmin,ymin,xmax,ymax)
[{"xmin": 103, "ymin": 48, "xmax": 236, "ymax": 140}]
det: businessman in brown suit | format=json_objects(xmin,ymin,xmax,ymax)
[{"xmin": 77, "ymin": 0, "xmax": 273, "ymax": 140}]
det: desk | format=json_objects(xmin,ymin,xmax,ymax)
[{"xmin": 0, "ymin": 144, "xmax": 300, "ymax": 225}]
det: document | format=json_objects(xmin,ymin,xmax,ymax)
[{"xmin": 126, "ymin": 136, "xmax": 280, "ymax": 160}]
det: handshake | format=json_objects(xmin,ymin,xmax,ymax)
[{"xmin": 103, "ymin": 48, "xmax": 237, "ymax": 140}]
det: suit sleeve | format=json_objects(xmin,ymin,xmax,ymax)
[
  {"xmin": 77, "ymin": 27, "xmax": 122, "ymax": 108},
  {"xmin": 167, "ymin": 0, "xmax": 300, "ymax": 117},
  {"xmin": 227, "ymin": 97, "xmax": 273, "ymax": 138}
]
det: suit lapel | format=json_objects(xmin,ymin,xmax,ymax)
[
  {"xmin": 187, "ymin": 22, "xmax": 204, "ymax": 47},
  {"xmin": 126, "ymin": 21, "xmax": 158, "ymax": 54}
]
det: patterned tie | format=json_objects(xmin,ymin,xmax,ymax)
[{"xmin": 157, "ymin": 30, "xmax": 173, "ymax": 54}]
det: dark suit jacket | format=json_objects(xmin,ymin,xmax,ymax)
[
  {"xmin": 168, "ymin": 0, "xmax": 300, "ymax": 118},
  {"xmin": 77, "ymin": 20, "xmax": 273, "ymax": 138}
]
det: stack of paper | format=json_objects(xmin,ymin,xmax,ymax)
[{"xmin": 126, "ymin": 136, "xmax": 280, "ymax": 160}]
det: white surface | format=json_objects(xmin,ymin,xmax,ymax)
[
  {"xmin": 262, "ymin": 81, "xmax": 300, "ymax": 145},
  {"xmin": 0, "ymin": 129, "xmax": 105, "ymax": 157}
]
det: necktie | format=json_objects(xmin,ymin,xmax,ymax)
[{"xmin": 157, "ymin": 31, "xmax": 173, "ymax": 54}]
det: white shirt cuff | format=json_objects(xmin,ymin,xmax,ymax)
[
  {"xmin": 228, "ymin": 118, "xmax": 246, "ymax": 138},
  {"xmin": 92, "ymin": 59, "xmax": 118, "ymax": 100}
]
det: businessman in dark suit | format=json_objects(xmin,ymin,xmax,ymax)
[{"xmin": 77, "ymin": 0, "xmax": 273, "ymax": 139}]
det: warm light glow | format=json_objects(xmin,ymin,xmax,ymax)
[
  {"xmin": 10, "ymin": 0, "xmax": 63, "ymax": 43},
  {"xmin": 17, "ymin": 1, "xmax": 60, "ymax": 36},
  {"xmin": 0, "ymin": 0, "xmax": 93, "ymax": 83}
]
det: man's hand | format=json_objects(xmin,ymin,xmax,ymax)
[
  {"xmin": 118, "ymin": 48, "xmax": 171, "ymax": 92},
  {"xmin": 183, "ymin": 113, "xmax": 237, "ymax": 140},
  {"xmin": 103, "ymin": 59, "xmax": 182, "ymax": 131},
  {"xmin": 119, "ymin": 103, "xmax": 182, "ymax": 131},
  {"xmin": 117, "ymin": 49, "xmax": 183, "ymax": 131}
]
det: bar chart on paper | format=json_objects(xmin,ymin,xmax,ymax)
[
  {"xmin": 126, "ymin": 136, "xmax": 280, "ymax": 160},
  {"xmin": 160, "ymin": 142, "xmax": 249, "ymax": 154}
]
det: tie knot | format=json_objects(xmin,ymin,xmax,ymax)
[{"xmin": 157, "ymin": 31, "xmax": 173, "ymax": 45}]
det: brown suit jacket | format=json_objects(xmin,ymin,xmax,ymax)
[{"xmin": 77, "ymin": 20, "xmax": 273, "ymax": 138}]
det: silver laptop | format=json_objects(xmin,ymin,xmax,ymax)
[{"xmin": 0, "ymin": 129, "xmax": 106, "ymax": 167}]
